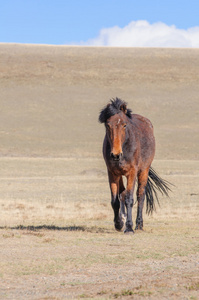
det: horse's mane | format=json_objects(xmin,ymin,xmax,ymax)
[{"xmin": 99, "ymin": 98, "xmax": 132, "ymax": 123}]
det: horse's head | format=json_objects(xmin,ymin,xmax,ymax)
[
  {"xmin": 99, "ymin": 98, "xmax": 132, "ymax": 161},
  {"xmin": 106, "ymin": 112, "xmax": 127, "ymax": 161}
]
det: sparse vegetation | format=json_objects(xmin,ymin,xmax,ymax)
[
  {"xmin": 0, "ymin": 44, "xmax": 199, "ymax": 299},
  {"xmin": 113, "ymin": 288, "xmax": 153, "ymax": 298},
  {"xmin": 186, "ymin": 283, "xmax": 199, "ymax": 291}
]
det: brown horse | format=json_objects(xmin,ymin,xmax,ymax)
[{"xmin": 99, "ymin": 98, "xmax": 170, "ymax": 234}]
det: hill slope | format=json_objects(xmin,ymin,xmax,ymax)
[{"xmin": 1, "ymin": 44, "xmax": 199, "ymax": 159}]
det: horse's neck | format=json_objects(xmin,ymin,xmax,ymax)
[{"xmin": 124, "ymin": 125, "xmax": 137, "ymax": 150}]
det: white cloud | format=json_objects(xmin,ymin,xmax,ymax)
[{"xmin": 84, "ymin": 20, "xmax": 199, "ymax": 47}]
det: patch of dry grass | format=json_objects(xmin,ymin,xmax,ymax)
[{"xmin": 0, "ymin": 45, "xmax": 199, "ymax": 299}]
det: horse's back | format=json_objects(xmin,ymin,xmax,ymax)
[
  {"xmin": 131, "ymin": 114, "xmax": 153, "ymax": 130},
  {"xmin": 130, "ymin": 114, "xmax": 155, "ymax": 166}
]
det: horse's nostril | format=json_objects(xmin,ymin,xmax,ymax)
[
  {"xmin": 110, "ymin": 153, "xmax": 115, "ymax": 159},
  {"xmin": 111, "ymin": 152, "xmax": 122, "ymax": 161}
]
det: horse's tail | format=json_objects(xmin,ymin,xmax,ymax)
[{"xmin": 145, "ymin": 167, "xmax": 172, "ymax": 215}]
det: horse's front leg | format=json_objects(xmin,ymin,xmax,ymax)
[
  {"xmin": 108, "ymin": 171, "xmax": 124, "ymax": 231},
  {"xmin": 124, "ymin": 171, "xmax": 137, "ymax": 234}
]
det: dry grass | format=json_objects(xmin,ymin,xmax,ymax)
[
  {"xmin": 0, "ymin": 44, "xmax": 199, "ymax": 160},
  {"xmin": 0, "ymin": 158, "xmax": 198, "ymax": 227},
  {"xmin": 0, "ymin": 44, "xmax": 199, "ymax": 299},
  {"xmin": 0, "ymin": 158, "xmax": 198, "ymax": 299}
]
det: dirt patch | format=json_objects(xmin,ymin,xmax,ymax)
[{"xmin": 0, "ymin": 225, "xmax": 199, "ymax": 299}]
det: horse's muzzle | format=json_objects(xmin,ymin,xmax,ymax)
[{"xmin": 110, "ymin": 152, "xmax": 123, "ymax": 161}]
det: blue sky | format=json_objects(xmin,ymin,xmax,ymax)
[{"xmin": 1, "ymin": 0, "xmax": 199, "ymax": 46}]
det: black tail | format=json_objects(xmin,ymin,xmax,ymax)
[{"xmin": 145, "ymin": 167, "xmax": 172, "ymax": 215}]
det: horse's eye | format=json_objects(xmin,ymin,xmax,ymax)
[{"xmin": 123, "ymin": 124, "xmax": 127, "ymax": 129}]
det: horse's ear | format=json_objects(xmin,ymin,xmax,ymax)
[{"xmin": 120, "ymin": 103, "xmax": 127, "ymax": 114}]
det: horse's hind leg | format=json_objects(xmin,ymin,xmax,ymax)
[
  {"xmin": 119, "ymin": 177, "xmax": 126, "ymax": 222},
  {"xmin": 135, "ymin": 168, "xmax": 149, "ymax": 230}
]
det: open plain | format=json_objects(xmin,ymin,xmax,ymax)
[{"xmin": 0, "ymin": 44, "xmax": 199, "ymax": 299}]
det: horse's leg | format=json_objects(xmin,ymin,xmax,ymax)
[
  {"xmin": 124, "ymin": 171, "xmax": 137, "ymax": 234},
  {"xmin": 108, "ymin": 171, "xmax": 124, "ymax": 231},
  {"xmin": 135, "ymin": 168, "xmax": 149, "ymax": 230},
  {"xmin": 119, "ymin": 177, "xmax": 126, "ymax": 222}
]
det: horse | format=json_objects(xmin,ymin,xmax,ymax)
[{"xmin": 99, "ymin": 98, "xmax": 170, "ymax": 234}]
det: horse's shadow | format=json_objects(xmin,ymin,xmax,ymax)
[{"xmin": 0, "ymin": 224, "xmax": 112, "ymax": 233}]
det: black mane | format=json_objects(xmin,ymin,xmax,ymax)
[{"xmin": 99, "ymin": 98, "xmax": 132, "ymax": 123}]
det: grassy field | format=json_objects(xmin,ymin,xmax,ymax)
[{"xmin": 0, "ymin": 44, "xmax": 199, "ymax": 299}]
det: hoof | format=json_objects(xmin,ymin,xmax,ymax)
[
  {"xmin": 135, "ymin": 224, "xmax": 143, "ymax": 231},
  {"xmin": 115, "ymin": 220, "xmax": 124, "ymax": 231},
  {"xmin": 124, "ymin": 228, "xmax": 134, "ymax": 235}
]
